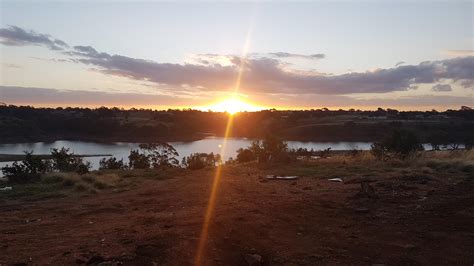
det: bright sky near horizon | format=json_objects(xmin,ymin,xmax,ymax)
[{"xmin": 0, "ymin": 0, "xmax": 473, "ymax": 111}]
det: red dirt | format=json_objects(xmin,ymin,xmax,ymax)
[{"xmin": 1, "ymin": 166, "xmax": 473, "ymax": 265}]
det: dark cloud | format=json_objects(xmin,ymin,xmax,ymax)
[
  {"xmin": 0, "ymin": 25, "xmax": 68, "ymax": 50},
  {"xmin": 269, "ymin": 52, "xmax": 325, "ymax": 60},
  {"xmin": 431, "ymin": 84, "xmax": 453, "ymax": 92},
  {"xmin": 395, "ymin": 61, "xmax": 405, "ymax": 66},
  {"xmin": 2, "ymin": 26, "xmax": 473, "ymax": 96},
  {"xmin": 68, "ymin": 44, "xmax": 474, "ymax": 95},
  {"xmin": 72, "ymin": 46, "xmax": 473, "ymax": 95}
]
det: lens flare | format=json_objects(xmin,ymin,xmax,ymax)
[{"xmin": 194, "ymin": 7, "xmax": 257, "ymax": 265}]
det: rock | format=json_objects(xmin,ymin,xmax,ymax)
[{"xmin": 244, "ymin": 253, "xmax": 262, "ymax": 266}]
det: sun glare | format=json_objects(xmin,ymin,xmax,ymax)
[{"xmin": 204, "ymin": 97, "xmax": 262, "ymax": 114}]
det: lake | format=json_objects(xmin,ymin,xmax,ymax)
[{"xmin": 0, "ymin": 138, "xmax": 373, "ymax": 171}]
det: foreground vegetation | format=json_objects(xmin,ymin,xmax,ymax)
[
  {"xmin": 1, "ymin": 147, "xmax": 472, "ymax": 201},
  {"xmin": 1, "ymin": 128, "xmax": 472, "ymax": 201}
]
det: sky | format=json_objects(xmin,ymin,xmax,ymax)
[{"xmin": 0, "ymin": 0, "xmax": 473, "ymax": 111}]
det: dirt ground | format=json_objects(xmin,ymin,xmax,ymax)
[{"xmin": 1, "ymin": 163, "xmax": 473, "ymax": 265}]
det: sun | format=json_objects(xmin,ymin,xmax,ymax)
[{"xmin": 203, "ymin": 97, "xmax": 262, "ymax": 114}]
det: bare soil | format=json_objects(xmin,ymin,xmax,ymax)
[{"xmin": 1, "ymin": 164, "xmax": 473, "ymax": 265}]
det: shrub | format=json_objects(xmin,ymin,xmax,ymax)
[
  {"xmin": 182, "ymin": 152, "xmax": 221, "ymax": 170},
  {"xmin": 81, "ymin": 175, "xmax": 95, "ymax": 183},
  {"xmin": 370, "ymin": 142, "xmax": 388, "ymax": 160},
  {"xmin": 62, "ymin": 178, "xmax": 76, "ymax": 187},
  {"xmin": 236, "ymin": 135, "xmax": 294, "ymax": 164},
  {"xmin": 128, "ymin": 150, "xmax": 150, "ymax": 169},
  {"xmin": 41, "ymin": 175, "xmax": 64, "ymax": 184},
  {"xmin": 93, "ymin": 180, "xmax": 107, "ymax": 190},
  {"xmin": 50, "ymin": 147, "xmax": 91, "ymax": 174},
  {"xmin": 1, "ymin": 151, "xmax": 51, "ymax": 183},
  {"xmin": 74, "ymin": 183, "xmax": 88, "ymax": 191},
  {"xmin": 139, "ymin": 143, "xmax": 180, "ymax": 168},
  {"xmin": 317, "ymin": 147, "xmax": 332, "ymax": 159},
  {"xmin": 372, "ymin": 129, "xmax": 423, "ymax": 159},
  {"xmin": 236, "ymin": 148, "xmax": 256, "ymax": 163},
  {"xmin": 99, "ymin": 157, "xmax": 126, "ymax": 170},
  {"xmin": 76, "ymin": 161, "xmax": 91, "ymax": 175},
  {"xmin": 128, "ymin": 143, "xmax": 180, "ymax": 169}
]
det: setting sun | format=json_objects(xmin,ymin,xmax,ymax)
[{"xmin": 203, "ymin": 97, "xmax": 263, "ymax": 114}]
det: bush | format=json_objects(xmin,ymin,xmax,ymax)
[
  {"xmin": 236, "ymin": 135, "xmax": 294, "ymax": 164},
  {"xmin": 50, "ymin": 147, "xmax": 91, "ymax": 174},
  {"xmin": 76, "ymin": 161, "xmax": 91, "ymax": 175},
  {"xmin": 128, "ymin": 143, "xmax": 180, "ymax": 169},
  {"xmin": 236, "ymin": 148, "xmax": 256, "ymax": 163},
  {"xmin": 99, "ymin": 157, "xmax": 126, "ymax": 170},
  {"xmin": 182, "ymin": 152, "xmax": 221, "ymax": 170},
  {"xmin": 370, "ymin": 142, "xmax": 388, "ymax": 160},
  {"xmin": 139, "ymin": 143, "xmax": 180, "ymax": 168},
  {"xmin": 62, "ymin": 178, "xmax": 76, "ymax": 187},
  {"xmin": 41, "ymin": 175, "xmax": 64, "ymax": 184},
  {"xmin": 372, "ymin": 129, "xmax": 424, "ymax": 159},
  {"xmin": 93, "ymin": 180, "xmax": 107, "ymax": 190},
  {"xmin": 1, "ymin": 151, "xmax": 51, "ymax": 183},
  {"xmin": 128, "ymin": 150, "xmax": 150, "ymax": 169}
]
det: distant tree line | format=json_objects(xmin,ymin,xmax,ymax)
[{"xmin": 0, "ymin": 105, "xmax": 473, "ymax": 143}]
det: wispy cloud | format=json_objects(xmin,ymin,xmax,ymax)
[
  {"xmin": 0, "ymin": 25, "xmax": 68, "ymax": 50},
  {"xmin": 445, "ymin": 50, "xmax": 474, "ymax": 57},
  {"xmin": 2, "ymin": 85, "xmax": 471, "ymax": 110},
  {"xmin": 268, "ymin": 52, "xmax": 325, "ymax": 60},
  {"xmin": 431, "ymin": 84, "xmax": 452, "ymax": 92},
  {"xmin": 2, "ymin": 63, "xmax": 21, "ymax": 69},
  {"xmin": 0, "ymin": 86, "xmax": 203, "ymax": 107}
]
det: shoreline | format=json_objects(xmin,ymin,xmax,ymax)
[{"xmin": 0, "ymin": 154, "xmax": 112, "ymax": 163}]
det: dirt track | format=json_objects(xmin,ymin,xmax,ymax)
[{"xmin": 1, "ymin": 165, "xmax": 473, "ymax": 265}]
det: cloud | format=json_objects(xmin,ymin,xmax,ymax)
[
  {"xmin": 2, "ymin": 63, "xmax": 21, "ymax": 68},
  {"xmin": 0, "ymin": 86, "xmax": 204, "ymax": 107},
  {"xmin": 72, "ymin": 45, "xmax": 473, "ymax": 95},
  {"xmin": 0, "ymin": 25, "xmax": 68, "ymax": 50},
  {"xmin": 445, "ymin": 50, "xmax": 474, "ymax": 57},
  {"xmin": 1, "ymin": 86, "xmax": 471, "ymax": 110},
  {"xmin": 431, "ymin": 84, "xmax": 452, "ymax": 92},
  {"xmin": 395, "ymin": 61, "xmax": 405, "ymax": 66},
  {"xmin": 268, "ymin": 52, "xmax": 325, "ymax": 60},
  {"xmin": 1, "ymin": 26, "xmax": 473, "ymax": 96}
]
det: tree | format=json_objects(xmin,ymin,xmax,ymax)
[
  {"xmin": 1, "ymin": 151, "xmax": 51, "ymax": 183},
  {"xmin": 99, "ymin": 157, "xmax": 127, "ymax": 170},
  {"xmin": 181, "ymin": 152, "xmax": 221, "ymax": 170},
  {"xmin": 128, "ymin": 143, "xmax": 180, "ymax": 169},
  {"xmin": 236, "ymin": 135, "xmax": 292, "ymax": 163},
  {"xmin": 236, "ymin": 148, "xmax": 256, "ymax": 163},
  {"xmin": 371, "ymin": 129, "xmax": 424, "ymax": 159},
  {"xmin": 128, "ymin": 150, "xmax": 150, "ymax": 169},
  {"xmin": 138, "ymin": 143, "xmax": 180, "ymax": 168},
  {"xmin": 50, "ymin": 147, "xmax": 90, "ymax": 174}
]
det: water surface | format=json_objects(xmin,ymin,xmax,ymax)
[{"xmin": 0, "ymin": 138, "xmax": 373, "ymax": 171}]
